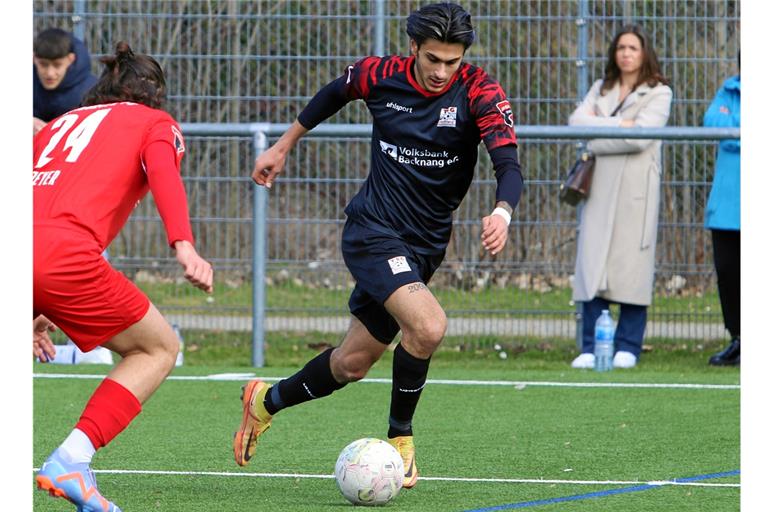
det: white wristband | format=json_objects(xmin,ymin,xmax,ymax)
[{"xmin": 491, "ymin": 207, "xmax": 512, "ymax": 226}]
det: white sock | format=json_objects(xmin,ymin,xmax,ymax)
[{"xmin": 58, "ymin": 428, "xmax": 96, "ymax": 464}]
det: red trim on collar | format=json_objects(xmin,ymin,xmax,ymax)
[{"xmin": 405, "ymin": 55, "xmax": 463, "ymax": 97}]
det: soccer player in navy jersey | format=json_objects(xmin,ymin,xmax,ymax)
[{"xmin": 234, "ymin": 3, "xmax": 523, "ymax": 488}]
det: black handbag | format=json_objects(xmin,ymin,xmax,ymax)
[
  {"xmin": 560, "ymin": 97, "xmax": 627, "ymax": 206},
  {"xmin": 559, "ymin": 150, "xmax": 596, "ymax": 206}
]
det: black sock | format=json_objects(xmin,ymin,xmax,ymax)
[
  {"xmin": 264, "ymin": 348, "xmax": 346, "ymax": 415},
  {"xmin": 388, "ymin": 343, "xmax": 430, "ymax": 438}
]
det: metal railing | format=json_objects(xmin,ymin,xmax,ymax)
[
  {"xmin": 179, "ymin": 123, "xmax": 738, "ymax": 367},
  {"xmin": 32, "ymin": 1, "xmax": 741, "ymax": 367}
]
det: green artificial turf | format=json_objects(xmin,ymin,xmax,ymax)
[{"xmin": 33, "ymin": 336, "xmax": 739, "ymax": 511}]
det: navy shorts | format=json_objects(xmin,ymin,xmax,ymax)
[{"xmin": 342, "ymin": 219, "xmax": 444, "ymax": 344}]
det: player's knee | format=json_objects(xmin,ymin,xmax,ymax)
[
  {"xmin": 157, "ymin": 331, "xmax": 180, "ymax": 368},
  {"xmin": 411, "ymin": 313, "xmax": 447, "ymax": 353},
  {"xmin": 340, "ymin": 366, "xmax": 368, "ymax": 383},
  {"xmin": 331, "ymin": 351, "xmax": 372, "ymax": 383}
]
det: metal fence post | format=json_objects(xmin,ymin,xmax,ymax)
[
  {"xmin": 72, "ymin": 0, "xmax": 86, "ymax": 41},
  {"xmin": 374, "ymin": 0, "xmax": 386, "ymax": 56},
  {"xmin": 576, "ymin": 0, "xmax": 589, "ymax": 102},
  {"xmin": 574, "ymin": 0, "xmax": 590, "ymax": 352},
  {"xmin": 251, "ymin": 130, "xmax": 268, "ymax": 368}
]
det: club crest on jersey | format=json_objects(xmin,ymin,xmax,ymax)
[
  {"xmin": 437, "ymin": 106, "xmax": 457, "ymax": 127},
  {"xmin": 495, "ymin": 100, "xmax": 515, "ymax": 128},
  {"xmin": 171, "ymin": 126, "xmax": 185, "ymax": 154}
]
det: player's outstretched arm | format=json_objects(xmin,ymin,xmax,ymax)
[
  {"xmin": 251, "ymin": 120, "xmax": 308, "ymax": 189},
  {"xmin": 33, "ymin": 315, "xmax": 57, "ymax": 362},
  {"xmin": 174, "ymin": 240, "xmax": 214, "ymax": 293}
]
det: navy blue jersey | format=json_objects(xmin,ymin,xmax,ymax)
[{"xmin": 299, "ymin": 55, "xmax": 518, "ymax": 255}]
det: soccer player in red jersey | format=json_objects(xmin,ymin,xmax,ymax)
[
  {"xmin": 233, "ymin": 3, "xmax": 523, "ymax": 489},
  {"xmin": 33, "ymin": 42, "xmax": 213, "ymax": 512}
]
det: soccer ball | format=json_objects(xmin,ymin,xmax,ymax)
[{"xmin": 334, "ymin": 438, "xmax": 405, "ymax": 506}]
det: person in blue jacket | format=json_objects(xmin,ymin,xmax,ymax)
[
  {"xmin": 33, "ymin": 28, "xmax": 98, "ymax": 134},
  {"xmin": 704, "ymin": 57, "xmax": 740, "ymax": 366}
]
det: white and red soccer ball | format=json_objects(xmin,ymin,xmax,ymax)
[{"xmin": 334, "ymin": 438, "xmax": 405, "ymax": 506}]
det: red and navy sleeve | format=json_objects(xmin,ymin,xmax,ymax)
[
  {"xmin": 298, "ymin": 56, "xmax": 383, "ymax": 130},
  {"xmin": 466, "ymin": 67, "xmax": 518, "ymax": 151},
  {"xmin": 466, "ymin": 68, "xmax": 523, "ymax": 209},
  {"xmin": 488, "ymin": 145, "xmax": 524, "ymax": 210}
]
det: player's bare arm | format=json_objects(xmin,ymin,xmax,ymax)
[
  {"xmin": 481, "ymin": 200, "xmax": 512, "ymax": 255},
  {"xmin": 252, "ymin": 120, "xmax": 308, "ymax": 189},
  {"xmin": 174, "ymin": 240, "xmax": 214, "ymax": 293}
]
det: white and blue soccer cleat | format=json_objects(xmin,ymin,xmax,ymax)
[{"xmin": 36, "ymin": 448, "xmax": 122, "ymax": 512}]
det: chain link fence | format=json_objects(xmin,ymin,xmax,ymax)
[{"xmin": 33, "ymin": 1, "xmax": 740, "ymax": 347}]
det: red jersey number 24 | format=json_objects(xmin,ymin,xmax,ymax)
[{"xmin": 35, "ymin": 109, "xmax": 112, "ymax": 169}]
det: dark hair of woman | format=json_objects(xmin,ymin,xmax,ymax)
[
  {"xmin": 82, "ymin": 41, "xmax": 166, "ymax": 109},
  {"xmin": 600, "ymin": 24, "xmax": 670, "ymax": 95}
]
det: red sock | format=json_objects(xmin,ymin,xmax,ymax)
[{"xmin": 75, "ymin": 378, "xmax": 142, "ymax": 450}]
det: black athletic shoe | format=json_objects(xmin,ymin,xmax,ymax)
[{"xmin": 708, "ymin": 338, "xmax": 740, "ymax": 366}]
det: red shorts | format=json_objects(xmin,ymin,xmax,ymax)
[{"xmin": 33, "ymin": 226, "xmax": 150, "ymax": 352}]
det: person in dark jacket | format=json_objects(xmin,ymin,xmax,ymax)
[{"xmin": 33, "ymin": 28, "xmax": 98, "ymax": 134}]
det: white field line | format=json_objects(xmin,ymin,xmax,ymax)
[
  {"xmin": 33, "ymin": 372, "xmax": 740, "ymax": 390},
  {"xmin": 29, "ymin": 467, "xmax": 740, "ymax": 488}
]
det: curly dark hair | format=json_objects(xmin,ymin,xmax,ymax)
[
  {"xmin": 600, "ymin": 25, "xmax": 670, "ymax": 95},
  {"xmin": 82, "ymin": 41, "xmax": 166, "ymax": 109},
  {"xmin": 406, "ymin": 2, "xmax": 474, "ymax": 49}
]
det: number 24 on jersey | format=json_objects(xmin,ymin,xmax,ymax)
[{"xmin": 35, "ymin": 109, "xmax": 112, "ymax": 169}]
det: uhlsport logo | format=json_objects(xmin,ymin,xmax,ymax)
[
  {"xmin": 386, "ymin": 101, "xmax": 414, "ymax": 114},
  {"xmin": 437, "ymin": 106, "xmax": 457, "ymax": 127}
]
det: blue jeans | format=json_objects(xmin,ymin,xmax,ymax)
[{"xmin": 580, "ymin": 297, "xmax": 647, "ymax": 357}]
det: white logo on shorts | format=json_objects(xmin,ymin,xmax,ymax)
[{"xmin": 388, "ymin": 256, "xmax": 411, "ymax": 275}]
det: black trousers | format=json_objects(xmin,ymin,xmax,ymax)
[{"xmin": 711, "ymin": 229, "xmax": 740, "ymax": 339}]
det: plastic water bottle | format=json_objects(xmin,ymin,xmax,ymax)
[
  {"xmin": 594, "ymin": 310, "xmax": 615, "ymax": 372},
  {"xmin": 172, "ymin": 324, "xmax": 185, "ymax": 366}
]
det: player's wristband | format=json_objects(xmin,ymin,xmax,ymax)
[{"xmin": 491, "ymin": 207, "xmax": 512, "ymax": 226}]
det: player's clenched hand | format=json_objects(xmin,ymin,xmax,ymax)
[
  {"xmin": 251, "ymin": 120, "xmax": 308, "ymax": 189},
  {"xmin": 33, "ymin": 315, "xmax": 57, "ymax": 363},
  {"xmin": 251, "ymin": 146, "xmax": 287, "ymax": 189},
  {"xmin": 481, "ymin": 213, "xmax": 509, "ymax": 256},
  {"xmin": 174, "ymin": 240, "xmax": 214, "ymax": 293}
]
